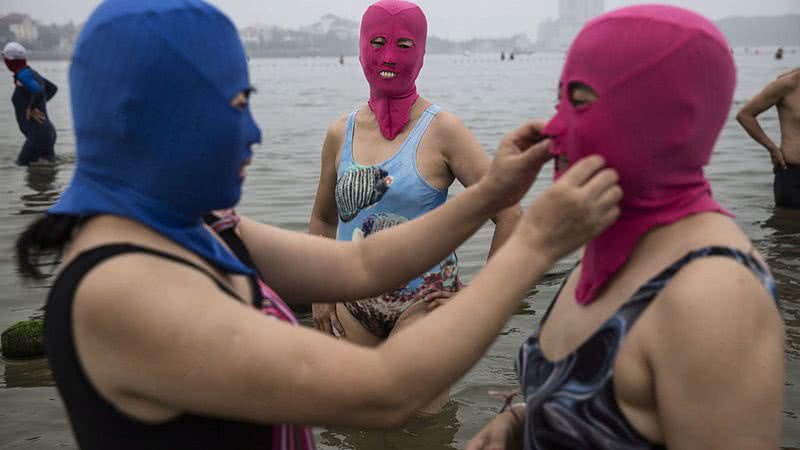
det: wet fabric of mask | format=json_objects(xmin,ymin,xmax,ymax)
[
  {"xmin": 359, "ymin": 0, "xmax": 427, "ymax": 140},
  {"xmin": 542, "ymin": 4, "xmax": 736, "ymax": 304},
  {"xmin": 49, "ymin": 0, "xmax": 261, "ymax": 274}
]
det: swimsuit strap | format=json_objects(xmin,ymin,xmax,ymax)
[
  {"xmin": 403, "ymin": 104, "xmax": 441, "ymax": 159},
  {"xmin": 67, "ymin": 243, "xmax": 248, "ymax": 304},
  {"xmin": 339, "ymin": 109, "xmax": 359, "ymax": 167},
  {"xmin": 626, "ymin": 245, "xmax": 778, "ymax": 306}
]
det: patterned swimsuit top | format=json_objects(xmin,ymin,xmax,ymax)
[
  {"xmin": 334, "ymin": 104, "xmax": 458, "ymax": 296},
  {"xmin": 516, "ymin": 246, "xmax": 779, "ymax": 450}
]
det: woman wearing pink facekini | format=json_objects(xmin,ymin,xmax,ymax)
[
  {"xmin": 467, "ymin": 5, "xmax": 784, "ymax": 450},
  {"xmin": 309, "ymin": 0, "xmax": 520, "ymax": 413}
]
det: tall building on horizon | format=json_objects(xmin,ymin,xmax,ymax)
[{"xmin": 537, "ymin": 0, "xmax": 604, "ymax": 50}]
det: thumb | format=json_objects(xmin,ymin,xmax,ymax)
[{"xmin": 519, "ymin": 139, "xmax": 552, "ymax": 168}]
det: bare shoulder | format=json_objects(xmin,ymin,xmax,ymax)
[
  {"xmin": 327, "ymin": 111, "xmax": 351, "ymax": 139},
  {"xmin": 429, "ymin": 110, "xmax": 469, "ymax": 138},
  {"xmin": 74, "ymin": 249, "xmax": 227, "ymax": 320},
  {"xmin": 648, "ymin": 251, "xmax": 783, "ymax": 356},
  {"xmin": 776, "ymin": 67, "xmax": 800, "ymax": 82},
  {"xmin": 773, "ymin": 69, "xmax": 800, "ymax": 90}
]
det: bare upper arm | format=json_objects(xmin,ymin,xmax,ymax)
[
  {"xmin": 310, "ymin": 114, "xmax": 347, "ymax": 228},
  {"xmin": 432, "ymin": 111, "xmax": 492, "ymax": 188},
  {"xmin": 647, "ymin": 257, "xmax": 784, "ymax": 449},
  {"xmin": 739, "ymin": 75, "xmax": 799, "ymax": 117},
  {"xmin": 73, "ymin": 253, "xmax": 408, "ymax": 428}
]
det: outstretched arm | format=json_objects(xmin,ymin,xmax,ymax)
[
  {"xmin": 239, "ymin": 121, "xmax": 604, "ymax": 306},
  {"xmin": 77, "ymin": 143, "xmax": 620, "ymax": 430},
  {"xmin": 736, "ymin": 75, "xmax": 799, "ymax": 168}
]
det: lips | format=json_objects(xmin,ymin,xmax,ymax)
[{"xmin": 379, "ymin": 70, "xmax": 397, "ymax": 79}]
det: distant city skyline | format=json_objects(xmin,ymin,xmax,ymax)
[{"xmin": 0, "ymin": 0, "xmax": 798, "ymax": 40}]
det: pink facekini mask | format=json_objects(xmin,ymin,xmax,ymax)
[
  {"xmin": 359, "ymin": 0, "xmax": 427, "ymax": 140},
  {"xmin": 542, "ymin": 4, "xmax": 736, "ymax": 304}
]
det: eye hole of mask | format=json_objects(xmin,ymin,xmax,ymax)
[
  {"xmin": 371, "ymin": 37, "xmax": 387, "ymax": 48},
  {"xmin": 568, "ymin": 82, "xmax": 598, "ymax": 109},
  {"xmin": 397, "ymin": 38, "xmax": 414, "ymax": 48}
]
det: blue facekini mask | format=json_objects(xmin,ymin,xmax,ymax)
[{"xmin": 50, "ymin": 0, "xmax": 261, "ymax": 274}]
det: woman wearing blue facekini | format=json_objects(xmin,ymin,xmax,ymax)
[
  {"xmin": 15, "ymin": 1, "xmax": 621, "ymax": 448},
  {"xmin": 3, "ymin": 41, "xmax": 58, "ymax": 166}
]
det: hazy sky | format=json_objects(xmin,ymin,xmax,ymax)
[{"xmin": 2, "ymin": 0, "xmax": 798, "ymax": 40}]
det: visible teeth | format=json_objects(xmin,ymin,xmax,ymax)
[{"xmin": 379, "ymin": 71, "xmax": 397, "ymax": 79}]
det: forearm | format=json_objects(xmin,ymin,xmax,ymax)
[
  {"xmin": 487, "ymin": 205, "xmax": 522, "ymax": 258},
  {"xmin": 377, "ymin": 230, "xmax": 552, "ymax": 409},
  {"xmin": 238, "ymin": 181, "xmax": 498, "ymax": 304},
  {"xmin": 354, "ymin": 181, "xmax": 499, "ymax": 294},
  {"xmin": 736, "ymin": 113, "xmax": 779, "ymax": 153}
]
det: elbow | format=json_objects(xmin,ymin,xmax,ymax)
[
  {"xmin": 358, "ymin": 365, "xmax": 424, "ymax": 428},
  {"xmin": 735, "ymin": 110, "xmax": 751, "ymax": 125},
  {"xmin": 367, "ymin": 392, "xmax": 418, "ymax": 428}
]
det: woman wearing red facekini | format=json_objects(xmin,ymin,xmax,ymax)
[
  {"xmin": 467, "ymin": 5, "xmax": 784, "ymax": 450},
  {"xmin": 309, "ymin": 0, "xmax": 520, "ymax": 414}
]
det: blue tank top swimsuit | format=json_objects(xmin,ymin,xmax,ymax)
[{"xmin": 334, "ymin": 104, "xmax": 459, "ymax": 338}]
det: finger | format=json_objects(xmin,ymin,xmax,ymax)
[
  {"xmin": 595, "ymin": 185, "xmax": 624, "ymax": 210},
  {"xmin": 519, "ymin": 139, "xmax": 552, "ymax": 166},
  {"xmin": 330, "ymin": 315, "xmax": 345, "ymax": 337},
  {"xmin": 321, "ymin": 319, "xmax": 332, "ymax": 335},
  {"xmin": 581, "ymin": 168, "xmax": 620, "ymax": 199},
  {"xmin": 557, "ymin": 155, "xmax": 606, "ymax": 187},
  {"xmin": 596, "ymin": 206, "xmax": 622, "ymax": 232},
  {"xmin": 421, "ymin": 292, "xmax": 442, "ymax": 303},
  {"xmin": 509, "ymin": 119, "xmax": 548, "ymax": 148}
]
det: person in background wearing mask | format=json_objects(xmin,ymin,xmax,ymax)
[
  {"xmin": 468, "ymin": 5, "xmax": 784, "ymax": 450},
  {"xmin": 308, "ymin": 0, "xmax": 520, "ymax": 414},
  {"xmin": 3, "ymin": 42, "xmax": 58, "ymax": 166}
]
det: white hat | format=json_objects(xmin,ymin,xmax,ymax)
[{"xmin": 2, "ymin": 42, "xmax": 27, "ymax": 60}]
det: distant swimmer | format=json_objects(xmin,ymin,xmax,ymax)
[
  {"xmin": 775, "ymin": 47, "xmax": 784, "ymax": 60},
  {"xmin": 339, "ymin": 54, "xmax": 344, "ymax": 65},
  {"xmin": 737, "ymin": 68, "xmax": 800, "ymax": 208},
  {"xmin": 3, "ymin": 42, "xmax": 58, "ymax": 166},
  {"xmin": 501, "ymin": 51, "xmax": 505, "ymax": 61}
]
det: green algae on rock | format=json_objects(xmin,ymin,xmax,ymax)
[{"xmin": 1, "ymin": 320, "xmax": 45, "ymax": 359}]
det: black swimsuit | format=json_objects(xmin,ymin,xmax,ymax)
[
  {"xmin": 44, "ymin": 244, "xmax": 274, "ymax": 450},
  {"xmin": 774, "ymin": 163, "xmax": 800, "ymax": 209},
  {"xmin": 517, "ymin": 246, "xmax": 779, "ymax": 450}
]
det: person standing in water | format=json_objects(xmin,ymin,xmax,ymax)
[
  {"xmin": 737, "ymin": 67, "xmax": 800, "ymax": 208},
  {"xmin": 2, "ymin": 42, "xmax": 58, "ymax": 166},
  {"xmin": 308, "ymin": 0, "xmax": 520, "ymax": 414},
  {"xmin": 468, "ymin": 6, "xmax": 784, "ymax": 449}
]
